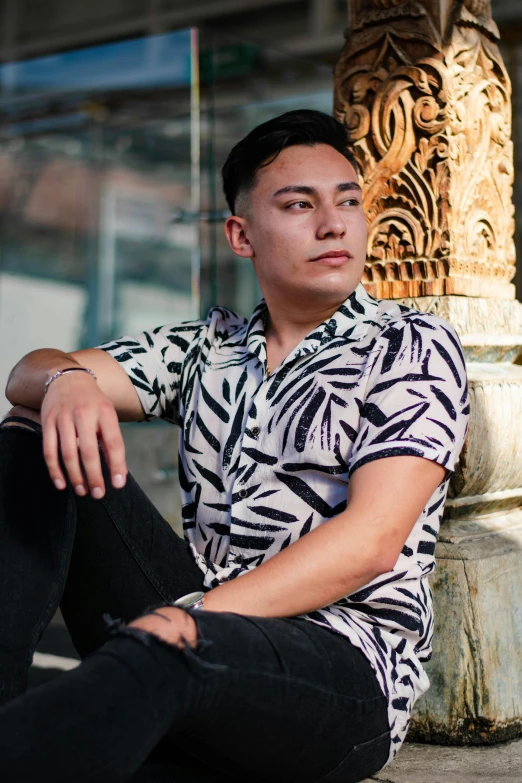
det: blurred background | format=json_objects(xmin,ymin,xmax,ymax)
[{"xmin": 0, "ymin": 0, "xmax": 520, "ymax": 527}]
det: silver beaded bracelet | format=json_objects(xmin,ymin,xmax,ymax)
[{"xmin": 44, "ymin": 367, "xmax": 98, "ymax": 394}]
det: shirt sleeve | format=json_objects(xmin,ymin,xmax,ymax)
[
  {"xmin": 348, "ymin": 313, "xmax": 470, "ymax": 476},
  {"xmin": 96, "ymin": 320, "xmax": 206, "ymax": 424}
]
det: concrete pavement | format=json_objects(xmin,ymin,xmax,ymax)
[{"xmin": 363, "ymin": 737, "xmax": 522, "ymax": 783}]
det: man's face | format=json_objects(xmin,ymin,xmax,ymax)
[{"xmin": 225, "ymin": 143, "xmax": 367, "ymax": 309}]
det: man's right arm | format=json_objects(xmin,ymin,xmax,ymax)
[
  {"xmin": 5, "ymin": 347, "xmax": 146, "ymax": 499},
  {"xmin": 6, "ymin": 348, "xmax": 145, "ymax": 421}
]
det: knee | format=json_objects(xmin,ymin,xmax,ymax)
[{"xmin": 1, "ymin": 405, "xmax": 42, "ymax": 429}]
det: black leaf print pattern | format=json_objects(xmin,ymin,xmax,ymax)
[
  {"xmin": 432, "ymin": 340, "xmax": 462, "ymax": 388},
  {"xmin": 230, "ymin": 533, "xmax": 274, "ymax": 550},
  {"xmin": 300, "ymin": 513, "xmax": 314, "ymax": 536},
  {"xmin": 238, "ymin": 464, "xmax": 257, "ymax": 486},
  {"xmin": 235, "ymin": 368, "xmax": 248, "ymax": 402},
  {"xmin": 232, "ymin": 518, "xmax": 286, "ymax": 532},
  {"xmin": 193, "ymin": 461, "xmax": 225, "ymax": 493},
  {"xmin": 340, "ymin": 419, "xmax": 358, "ymax": 442},
  {"xmin": 321, "ymin": 366, "xmax": 361, "ymax": 376},
  {"xmin": 196, "ymin": 413, "xmax": 220, "ymax": 453},
  {"xmin": 222, "ymin": 378, "xmax": 231, "ymax": 404},
  {"xmin": 242, "ymin": 447, "xmax": 278, "ymax": 465},
  {"xmin": 273, "ymin": 378, "xmax": 315, "ymax": 423},
  {"xmin": 282, "ymin": 387, "xmax": 316, "ymax": 453},
  {"xmin": 254, "ymin": 489, "xmax": 279, "ymax": 500},
  {"xmin": 167, "ymin": 333, "xmax": 189, "ymax": 351},
  {"xmin": 248, "ymin": 505, "xmax": 298, "ymax": 523},
  {"xmin": 222, "ymin": 394, "xmax": 246, "ymax": 469},
  {"xmin": 280, "ymin": 461, "xmax": 345, "ymax": 475},
  {"xmin": 98, "ymin": 282, "xmax": 469, "ymax": 766},
  {"xmin": 275, "ymin": 473, "xmax": 347, "ymax": 518},
  {"xmin": 381, "ymin": 327, "xmax": 404, "ymax": 374},
  {"xmin": 200, "ymin": 383, "xmax": 230, "ymax": 423},
  {"xmin": 429, "ymin": 385, "xmax": 457, "ymax": 420},
  {"xmin": 281, "ymin": 533, "xmax": 292, "ymax": 549}
]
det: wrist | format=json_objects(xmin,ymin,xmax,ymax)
[
  {"xmin": 46, "ymin": 362, "xmax": 80, "ymax": 382},
  {"xmin": 45, "ymin": 366, "xmax": 98, "ymax": 395},
  {"xmin": 173, "ymin": 591, "xmax": 205, "ymax": 611}
]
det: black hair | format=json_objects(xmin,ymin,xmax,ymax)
[{"xmin": 221, "ymin": 109, "xmax": 359, "ymax": 215}]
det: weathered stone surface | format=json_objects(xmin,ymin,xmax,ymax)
[
  {"xmin": 409, "ymin": 510, "xmax": 522, "ymax": 744},
  {"xmin": 406, "ymin": 360, "xmax": 522, "ymax": 744},
  {"xmin": 397, "ymin": 296, "xmax": 522, "ymax": 363},
  {"xmin": 362, "ymin": 736, "xmax": 522, "ymax": 783},
  {"xmin": 446, "ymin": 363, "xmax": 522, "ymax": 513}
]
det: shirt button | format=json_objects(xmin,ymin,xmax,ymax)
[
  {"xmin": 251, "ymin": 426, "xmax": 260, "ymax": 437},
  {"xmin": 238, "ymin": 489, "xmax": 248, "ymax": 499}
]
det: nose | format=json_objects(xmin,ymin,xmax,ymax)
[{"xmin": 316, "ymin": 204, "xmax": 346, "ymax": 240}]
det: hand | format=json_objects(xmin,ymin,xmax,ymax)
[
  {"xmin": 41, "ymin": 372, "xmax": 128, "ymax": 499},
  {"xmin": 129, "ymin": 606, "xmax": 198, "ymax": 649}
]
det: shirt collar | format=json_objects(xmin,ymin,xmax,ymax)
[{"xmin": 245, "ymin": 282, "xmax": 380, "ymax": 365}]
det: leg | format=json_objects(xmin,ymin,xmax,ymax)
[
  {"xmin": 59, "ymin": 442, "xmax": 205, "ymax": 657},
  {"xmin": 151, "ymin": 610, "xmax": 391, "ymax": 783},
  {"xmin": 0, "ymin": 409, "xmax": 203, "ymax": 703},
  {"xmin": 0, "ymin": 412, "xmax": 76, "ymax": 704},
  {"xmin": 0, "ymin": 609, "xmax": 389, "ymax": 783},
  {"xmin": 0, "ymin": 632, "xmax": 209, "ymax": 783}
]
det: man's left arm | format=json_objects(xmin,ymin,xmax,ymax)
[
  {"xmin": 202, "ymin": 455, "xmax": 446, "ymax": 616},
  {"xmin": 130, "ymin": 455, "xmax": 447, "ymax": 646}
]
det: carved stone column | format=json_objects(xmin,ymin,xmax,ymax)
[{"xmin": 335, "ymin": 1, "xmax": 522, "ymax": 745}]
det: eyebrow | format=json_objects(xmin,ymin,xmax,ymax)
[{"xmin": 272, "ymin": 182, "xmax": 362, "ymax": 198}]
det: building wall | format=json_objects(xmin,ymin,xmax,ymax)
[{"xmin": 0, "ymin": 1, "xmax": 348, "ymax": 63}]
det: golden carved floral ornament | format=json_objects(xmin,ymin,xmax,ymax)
[{"xmin": 335, "ymin": 0, "xmax": 515, "ymax": 299}]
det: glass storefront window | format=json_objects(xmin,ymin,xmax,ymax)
[{"xmin": 0, "ymin": 28, "xmax": 198, "ymax": 416}]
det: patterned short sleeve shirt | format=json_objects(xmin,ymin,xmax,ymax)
[{"xmin": 99, "ymin": 283, "xmax": 469, "ymax": 762}]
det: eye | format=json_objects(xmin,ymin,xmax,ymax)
[
  {"xmin": 339, "ymin": 197, "xmax": 361, "ymax": 207},
  {"xmin": 287, "ymin": 200, "xmax": 311, "ymax": 210}
]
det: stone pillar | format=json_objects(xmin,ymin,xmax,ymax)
[{"xmin": 335, "ymin": 0, "xmax": 522, "ymax": 744}]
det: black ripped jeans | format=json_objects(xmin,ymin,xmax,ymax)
[{"xmin": 0, "ymin": 418, "xmax": 390, "ymax": 783}]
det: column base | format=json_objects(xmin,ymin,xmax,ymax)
[{"xmin": 409, "ymin": 509, "xmax": 522, "ymax": 745}]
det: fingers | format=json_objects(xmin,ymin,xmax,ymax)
[
  {"xmin": 42, "ymin": 416, "xmax": 67, "ymax": 491},
  {"xmin": 75, "ymin": 411, "xmax": 106, "ymax": 498},
  {"xmin": 56, "ymin": 415, "xmax": 88, "ymax": 496},
  {"xmin": 76, "ymin": 404, "xmax": 128, "ymax": 497},
  {"xmin": 129, "ymin": 607, "xmax": 198, "ymax": 649},
  {"xmin": 98, "ymin": 405, "xmax": 128, "ymax": 491},
  {"xmin": 42, "ymin": 398, "xmax": 127, "ymax": 498}
]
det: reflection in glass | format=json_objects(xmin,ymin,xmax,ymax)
[{"xmin": 0, "ymin": 29, "xmax": 197, "ymax": 418}]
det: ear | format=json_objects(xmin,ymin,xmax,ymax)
[{"xmin": 224, "ymin": 215, "xmax": 254, "ymax": 258}]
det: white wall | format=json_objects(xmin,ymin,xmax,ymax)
[{"xmin": 0, "ymin": 273, "xmax": 86, "ymax": 417}]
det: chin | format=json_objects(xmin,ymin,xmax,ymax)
[{"xmin": 296, "ymin": 281, "xmax": 358, "ymax": 304}]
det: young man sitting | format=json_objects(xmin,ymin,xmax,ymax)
[{"xmin": 0, "ymin": 109, "xmax": 469, "ymax": 783}]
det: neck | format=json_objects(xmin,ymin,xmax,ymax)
[{"xmin": 262, "ymin": 291, "xmax": 348, "ymax": 357}]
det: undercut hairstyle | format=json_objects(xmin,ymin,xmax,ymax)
[{"xmin": 221, "ymin": 109, "xmax": 359, "ymax": 215}]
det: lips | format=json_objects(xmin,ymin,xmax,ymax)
[{"xmin": 310, "ymin": 250, "xmax": 353, "ymax": 262}]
